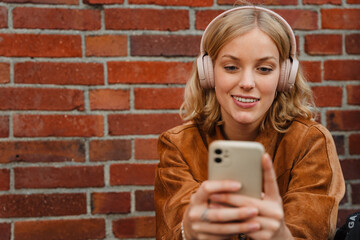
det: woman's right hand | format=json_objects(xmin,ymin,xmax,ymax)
[{"xmin": 182, "ymin": 180, "xmax": 260, "ymax": 240}]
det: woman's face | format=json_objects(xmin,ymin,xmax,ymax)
[{"xmin": 214, "ymin": 28, "xmax": 280, "ymax": 129}]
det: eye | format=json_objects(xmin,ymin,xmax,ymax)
[
  {"xmin": 224, "ymin": 65, "xmax": 238, "ymax": 72},
  {"xmin": 257, "ymin": 67, "xmax": 273, "ymax": 73}
]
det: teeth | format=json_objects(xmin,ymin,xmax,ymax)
[{"xmin": 232, "ymin": 96, "xmax": 259, "ymax": 103}]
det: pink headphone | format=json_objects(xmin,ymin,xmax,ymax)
[{"xmin": 197, "ymin": 6, "xmax": 299, "ymax": 92}]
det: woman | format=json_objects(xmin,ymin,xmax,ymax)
[{"xmin": 154, "ymin": 6, "xmax": 345, "ymax": 240}]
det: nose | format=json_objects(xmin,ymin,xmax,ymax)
[{"xmin": 238, "ymin": 68, "xmax": 255, "ymax": 90}]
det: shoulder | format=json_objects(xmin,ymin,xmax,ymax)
[
  {"xmin": 287, "ymin": 117, "xmax": 333, "ymax": 140},
  {"xmin": 159, "ymin": 121, "xmax": 204, "ymax": 147}
]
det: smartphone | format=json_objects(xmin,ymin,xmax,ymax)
[{"xmin": 208, "ymin": 140, "xmax": 264, "ymax": 199}]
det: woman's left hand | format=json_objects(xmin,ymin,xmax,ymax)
[{"xmin": 209, "ymin": 153, "xmax": 294, "ymax": 240}]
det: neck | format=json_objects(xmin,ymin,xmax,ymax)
[{"xmin": 221, "ymin": 121, "xmax": 260, "ymax": 141}]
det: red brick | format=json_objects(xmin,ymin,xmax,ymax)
[
  {"xmin": 112, "ymin": 216, "xmax": 156, "ymax": 238},
  {"xmin": 110, "ymin": 163, "xmax": 156, "ymax": 185},
  {"xmin": 89, "ymin": 139, "xmax": 131, "ymax": 162},
  {"xmin": 0, "ymin": 169, "xmax": 10, "ymax": 190},
  {"xmin": 129, "ymin": 0, "xmax": 213, "ymax": 6},
  {"xmin": 0, "ymin": 223, "xmax": 10, "ymax": 240},
  {"xmin": 305, "ymin": 34, "xmax": 342, "ymax": 55},
  {"xmin": 337, "ymin": 209, "xmax": 360, "ymax": 227},
  {"xmin": 340, "ymin": 158, "xmax": 360, "ymax": 180},
  {"xmin": 14, "ymin": 166, "xmax": 104, "ymax": 189},
  {"xmin": 348, "ymin": 0, "xmax": 360, "ymax": 3},
  {"xmin": 108, "ymin": 113, "xmax": 182, "ymax": 135},
  {"xmin": 346, "ymin": 34, "xmax": 360, "ymax": 54},
  {"xmin": 13, "ymin": 114, "xmax": 104, "ymax": 137},
  {"xmin": 92, "ymin": 192, "xmax": 130, "ymax": 214},
  {"xmin": 14, "ymin": 219, "xmax": 105, "ymax": 240},
  {"xmin": 274, "ymin": 9, "xmax": 318, "ymax": 30},
  {"xmin": 15, "ymin": 62, "xmax": 104, "ymax": 85},
  {"xmin": 105, "ymin": 8, "xmax": 188, "ymax": 31},
  {"xmin": 0, "ymin": 193, "xmax": 86, "ymax": 218},
  {"xmin": 0, "ymin": 34, "xmax": 81, "ymax": 57},
  {"xmin": 108, "ymin": 61, "xmax": 192, "ymax": 84},
  {"xmin": 333, "ymin": 135, "xmax": 345, "ymax": 155},
  {"xmin": 131, "ymin": 35, "xmax": 201, "ymax": 57},
  {"xmin": 84, "ymin": 0, "xmax": 124, "ymax": 3},
  {"xmin": 218, "ymin": 0, "xmax": 297, "ymax": 4},
  {"xmin": 134, "ymin": 88, "xmax": 184, "ymax": 110},
  {"xmin": 322, "ymin": 9, "xmax": 360, "ymax": 29},
  {"xmin": 0, "ymin": 116, "xmax": 9, "ymax": 138},
  {"xmin": 301, "ymin": 61, "xmax": 321, "ymax": 82},
  {"xmin": 0, "ymin": 140, "xmax": 85, "ymax": 164},
  {"xmin": 303, "ymin": 0, "xmax": 341, "ymax": 4},
  {"xmin": 347, "ymin": 85, "xmax": 360, "ymax": 105},
  {"xmin": 13, "ymin": 8, "xmax": 100, "ymax": 30},
  {"xmin": 324, "ymin": 60, "xmax": 360, "ymax": 80},
  {"xmin": 196, "ymin": 10, "xmax": 224, "ymax": 30},
  {"xmin": 89, "ymin": 89, "xmax": 129, "ymax": 110},
  {"xmin": 135, "ymin": 138, "xmax": 158, "ymax": 160},
  {"xmin": 0, "ymin": 7, "xmax": 7, "ymax": 28},
  {"xmin": 326, "ymin": 110, "xmax": 360, "ymax": 131},
  {"xmin": 86, "ymin": 35, "xmax": 127, "ymax": 57},
  {"xmin": 0, "ymin": 62, "xmax": 10, "ymax": 83},
  {"xmin": 349, "ymin": 134, "xmax": 360, "ymax": 155},
  {"xmin": 3, "ymin": 0, "xmax": 78, "ymax": 4},
  {"xmin": 352, "ymin": 183, "xmax": 360, "ymax": 204},
  {"xmin": 135, "ymin": 190, "xmax": 154, "ymax": 211},
  {"xmin": 312, "ymin": 86, "xmax": 342, "ymax": 107},
  {"xmin": 0, "ymin": 88, "xmax": 84, "ymax": 111}
]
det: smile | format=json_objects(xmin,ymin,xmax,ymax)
[{"xmin": 232, "ymin": 96, "xmax": 260, "ymax": 103}]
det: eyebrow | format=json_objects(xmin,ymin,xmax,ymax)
[{"xmin": 221, "ymin": 54, "xmax": 278, "ymax": 62}]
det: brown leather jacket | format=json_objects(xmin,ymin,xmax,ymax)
[{"xmin": 154, "ymin": 118, "xmax": 345, "ymax": 240}]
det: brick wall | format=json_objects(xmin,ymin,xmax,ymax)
[{"xmin": 0, "ymin": 0, "xmax": 359, "ymax": 239}]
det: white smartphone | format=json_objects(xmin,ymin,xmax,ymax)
[{"xmin": 208, "ymin": 140, "xmax": 264, "ymax": 199}]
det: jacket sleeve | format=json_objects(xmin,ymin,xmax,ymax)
[
  {"xmin": 154, "ymin": 132, "xmax": 200, "ymax": 240},
  {"xmin": 281, "ymin": 125, "xmax": 345, "ymax": 240}
]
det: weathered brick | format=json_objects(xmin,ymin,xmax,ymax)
[
  {"xmin": 0, "ymin": 223, "xmax": 10, "ymax": 240},
  {"xmin": 135, "ymin": 190, "xmax": 155, "ymax": 211},
  {"xmin": 14, "ymin": 166, "xmax": 104, "ymax": 189},
  {"xmin": 14, "ymin": 219, "xmax": 105, "ymax": 240},
  {"xmin": 134, "ymin": 88, "xmax": 184, "ymax": 110},
  {"xmin": 303, "ymin": 0, "xmax": 341, "ymax": 4},
  {"xmin": 311, "ymin": 86, "xmax": 342, "ymax": 107},
  {"xmin": 105, "ymin": 8, "xmax": 189, "ymax": 31},
  {"xmin": 347, "ymin": 85, "xmax": 360, "ymax": 105},
  {"xmin": 349, "ymin": 134, "xmax": 360, "ymax": 155},
  {"xmin": 3, "ymin": 0, "xmax": 78, "ymax": 4},
  {"xmin": 129, "ymin": 0, "xmax": 213, "ymax": 6},
  {"xmin": 301, "ymin": 61, "xmax": 321, "ymax": 82},
  {"xmin": 346, "ymin": 34, "xmax": 360, "ymax": 54},
  {"xmin": 135, "ymin": 138, "xmax": 158, "ymax": 160},
  {"xmin": 218, "ymin": 0, "xmax": 297, "ymax": 4},
  {"xmin": 0, "ymin": 7, "xmax": 7, "ymax": 28},
  {"xmin": 0, "ymin": 62, "xmax": 10, "ymax": 83},
  {"xmin": 305, "ymin": 34, "xmax": 342, "ymax": 55},
  {"xmin": 332, "ymin": 135, "xmax": 345, "ymax": 155},
  {"xmin": 131, "ymin": 35, "xmax": 201, "ymax": 57},
  {"xmin": 15, "ymin": 62, "xmax": 104, "ymax": 85},
  {"xmin": 112, "ymin": 216, "xmax": 156, "ymax": 238},
  {"xmin": 0, "ymin": 193, "xmax": 86, "ymax": 218},
  {"xmin": 89, "ymin": 89, "xmax": 129, "ymax": 110},
  {"xmin": 195, "ymin": 10, "xmax": 224, "ymax": 30},
  {"xmin": 322, "ymin": 9, "xmax": 360, "ymax": 29},
  {"xmin": 84, "ymin": 0, "xmax": 124, "ymax": 4},
  {"xmin": 13, "ymin": 114, "xmax": 104, "ymax": 137},
  {"xmin": 0, "ymin": 169, "xmax": 10, "ymax": 190},
  {"xmin": 326, "ymin": 110, "xmax": 360, "ymax": 131},
  {"xmin": 340, "ymin": 158, "xmax": 360, "ymax": 180},
  {"xmin": 274, "ymin": 9, "xmax": 318, "ymax": 30},
  {"xmin": 86, "ymin": 35, "xmax": 127, "ymax": 57},
  {"xmin": 0, "ymin": 88, "xmax": 84, "ymax": 111},
  {"xmin": 0, "ymin": 140, "xmax": 85, "ymax": 164},
  {"xmin": 108, "ymin": 113, "xmax": 182, "ymax": 135},
  {"xmin": 92, "ymin": 192, "xmax": 130, "ymax": 214},
  {"xmin": 108, "ymin": 61, "xmax": 192, "ymax": 84},
  {"xmin": 13, "ymin": 7, "xmax": 101, "ymax": 30},
  {"xmin": 348, "ymin": 0, "xmax": 360, "ymax": 3},
  {"xmin": 0, "ymin": 34, "xmax": 81, "ymax": 57},
  {"xmin": 0, "ymin": 116, "xmax": 9, "ymax": 138},
  {"xmin": 89, "ymin": 139, "xmax": 131, "ymax": 162},
  {"xmin": 110, "ymin": 163, "xmax": 157, "ymax": 185},
  {"xmin": 352, "ymin": 183, "xmax": 360, "ymax": 204},
  {"xmin": 324, "ymin": 60, "xmax": 360, "ymax": 80}
]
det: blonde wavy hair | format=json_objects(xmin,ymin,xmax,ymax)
[{"xmin": 180, "ymin": 7, "xmax": 317, "ymax": 135}]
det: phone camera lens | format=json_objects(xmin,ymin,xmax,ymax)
[
  {"xmin": 215, "ymin": 158, "xmax": 222, "ymax": 163},
  {"xmin": 215, "ymin": 149, "xmax": 222, "ymax": 154}
]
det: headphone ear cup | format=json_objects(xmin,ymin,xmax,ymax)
[
  {"xmin": 278, "ymin": 59, "xmax": 291, "ymax": 92},
  {"xmin": 203, "ymin": 55, "xmax": 215, "ymax": 88}
]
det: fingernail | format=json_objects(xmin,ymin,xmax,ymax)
[
  {"xmin": 248, "ymin": 208, "xmax": 258, "ymax": 216},
  {"xmin": 231, "ymin": 182, "xmax": 241, "ymax": 189},
  {"xmin": 249, "ymin": 223, "xmax": 260, "ymax": 231}
]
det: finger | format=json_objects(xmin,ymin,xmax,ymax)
[
  {"xmin": 192, "ymin": 180, "xmax": 241, "ymax": 204},
  {"xmin": 206, "ymin": 207, "xmax": 258, "ymax": 222},
  {"xmin": 262, "ymin": 153, "xmax": 281, "ymax": 201},
  {"xmin": 192, "ymin": 221, "xmax": 260, "ymax": 236}
]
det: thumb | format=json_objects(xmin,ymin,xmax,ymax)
[{"xmin": 262, "ymin": 153, "xmax": 280, "ymax": 200}]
